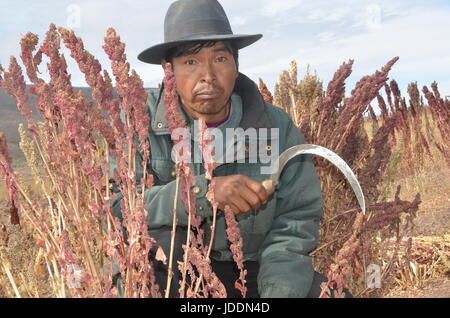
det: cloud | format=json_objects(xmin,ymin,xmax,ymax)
[
  {"xmin": 304, "ymin": 6, "xmax": 353, "ymax": 24},
  {"xmin": 317, "ymin": 32, "xmax": 335, "ymax": 42},
  {"xmin": 1, "ymin": 0, "xmax": 449, "ymax": 100},
  {"xmin": 319, "ymin": 7, "xmax": 353, "ymax": 23},
  {"xmin": 241, "ymin": 4, "xmax": 450, "ymax": 97},
  {"xmin": 350, "ymin": 1, "xmax": 409, "ymax": 30},
  {"xmin": 324, "ymin": 7, "xmax": 450, "ymax": 74},
  {"xmin": 261, "ymin": 0, "xmax": 303, "ymax": 17},
  {"xmin": 230, "ymin": 16, "xmax": 247, "ymax": 26}
]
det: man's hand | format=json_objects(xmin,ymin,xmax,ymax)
[{"xmin": 212, "ymin": 175, "xmax": 270, "ymax": 216}]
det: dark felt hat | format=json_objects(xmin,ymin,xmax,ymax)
[{"xmin": 137, "ymin": 0, "xmax": 262, "ymax": 64}]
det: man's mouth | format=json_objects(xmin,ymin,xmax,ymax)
[{"xmin": 196, "ymin": 90, "xmax": 221, "ymax": 99}]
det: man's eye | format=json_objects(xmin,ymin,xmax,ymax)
[
  {"xmin": 216, "ymin": 56, "xmax": 227, "ymax": 62},
  {"xmin": 185, "ymin": 59, "xmax": 196, "ymax": 65}
]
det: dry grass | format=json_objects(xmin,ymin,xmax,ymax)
[
  {"xmin": 385, "ymin": 278, "xmax": 450, "ymax": 298},
  {"xmin": 382, "ymin": 235, "xmax": 449, "ymax": 297},
  {"xmin": 0, "ymin": 164, "xmax": 52, "ymax": 298},
  {"xmin": 360, "ymin": 109, "xmax": 449, "ymax": 297},
  {"xmin": 363, "ymin": 111, "xmax": 450, "ymax": 235},
  {"xmin": 387, "ymin": 165, "xmax": 449, "ymax": 237},
  {"xmin": 0, "ymin": 224, "xmax": 54, "ymax": 298}
]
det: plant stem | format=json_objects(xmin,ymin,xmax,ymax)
[
  {"xmin": 311, "ymin": 233, "xmax": 351, "ymax": 256},
  {"xmin": 193, "ymin": 204, "xmax": 218, "ymax": 296},
  {"xmin": 289, "ymin": 90, "xmax": 299, "ymax": 127},
  {"xmin": 66, "ymin": 160, "xmax": 101, "ymax": 287},
  {"xmin": 1, "ymin": 256, "xmax": 21, "ymax": 298},
  {"xmin": 165, "ymin": 172, "xmax": 180, "ymax": 298},
  {"xmin": 325, "ymin": 208, "xmax": 359, "ymax": 224},
  {"xmin": 180, "ymin": 186, "xmax": 192, "ymax": 298}
]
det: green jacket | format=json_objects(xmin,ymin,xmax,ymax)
[{"xmin": 110, "ymin": 73, "xmax": 323, "ymax": 298}]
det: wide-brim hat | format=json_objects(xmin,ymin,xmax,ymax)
[{"xmin": 138, "ymin": 0, "xmax": 262, "ymax": 65}]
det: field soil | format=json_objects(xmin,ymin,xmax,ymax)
[{"xmin": 385, "ymin": 278, "xmax": 450, "ymax": 298}]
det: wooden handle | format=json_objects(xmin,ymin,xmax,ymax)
[{"xmin": 262, "ymin": 179, "xmax": 275, "ymax": 196}]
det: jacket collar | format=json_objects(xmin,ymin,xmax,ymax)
[{"xmin": 151, "ymin": 72, "xmax": 273, "ymax": 134}]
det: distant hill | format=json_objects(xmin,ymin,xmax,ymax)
[
  {"xmin": 0, "ymin": 85, "xmax": 128, "ymax": 169},
  {"xmin": 0, "ymin": 86, "xmax": 41, "ymax": 167}
]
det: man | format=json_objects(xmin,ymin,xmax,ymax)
[{"xmin": 111, "ymin": 0, "xmax": 331, "ymax": 298}]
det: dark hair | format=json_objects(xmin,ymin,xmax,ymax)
[{"xmin": 165, "ymin": 40, "xmax": 239, "ymax": 71}]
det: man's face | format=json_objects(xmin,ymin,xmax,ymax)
[{"xmin": 167, "ymin": 42, "xmax": 238, "ymax": 123}]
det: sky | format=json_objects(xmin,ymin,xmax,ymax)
[{"xmin": 1, "ymin": 0, "xmax": 450, "ymax": 104}]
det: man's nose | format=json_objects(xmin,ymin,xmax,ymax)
[{"xmin": 200, "ymin": 62, "xmax": 216, "ymax": 83}]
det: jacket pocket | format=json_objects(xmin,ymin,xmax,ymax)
[{"xmin": 151, "ymin": 159, "xmax": 176, "ymax": 184}]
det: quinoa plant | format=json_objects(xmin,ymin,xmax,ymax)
[
  {"xmin": 0, "ymin": 25, "xmax": 248, "ymax": 298},
  {"xmin": 264, "ymin": 57, "xmax": 448, "ymax": 297},
  {"xmin": 1, "ymin": 24, "xmax": 158, "ymax": 297}
]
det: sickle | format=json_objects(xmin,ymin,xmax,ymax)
[{"xmin": 261, "ymin": 144, "xmax": 366, "ymax": 215}]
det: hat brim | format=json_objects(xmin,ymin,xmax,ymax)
[{"xmin": 137, "ymin": 33, "xmax": 262, "ymax": 65}]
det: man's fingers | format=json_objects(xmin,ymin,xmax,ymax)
[
  {"xmin": 240, "ymin": 186, "xmax": 263, "ymax": 210},
  {"xmin": 213, "ymin": 175, "xmax": 271, "ymax": 216},
  {"xmin": 225, "ymin": 203, "xmax": 240, "ymax": 215},
  {"xmin": 233, "ymin": 197, "xmax": 252, "ymax": 215},
  {"xmin": 243, "ymin": 176, "xmax": 269, "ymax": 203},
  {"xmin": 221, "ymin": 200, "xmax": 249, "ymax": 216}
]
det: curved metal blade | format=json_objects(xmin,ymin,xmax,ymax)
[{"xmin": 271, "ymin": 144, "xmax": 366, "ymax": 215}]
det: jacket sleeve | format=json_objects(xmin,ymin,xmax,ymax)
[
  {"xmin": 109, "ymin": 153, "xmax": 212, "ymax": 229},
  {"xmin": 257, "ymin": 119, "xmax": 323, "ymax": 298}
]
